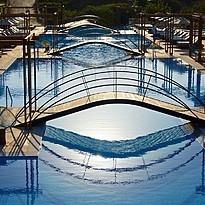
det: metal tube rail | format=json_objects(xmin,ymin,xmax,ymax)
[
  {"xmin": 22, "ymin": 65, "xmax": 205, "ymax": 109},
  {"xmin": 13, "ymin": 65, "xmax": 205, "ymax": 125},
  {"xmin": 15, "ymin": 67, "xmax": 204, "ymax": 120},
  {"xmin": 6, "ymin": 86, "xmax": 13, "ymax": 108},
  {"xmin": 22, "ymin": 72, "xmax": 200, "ymax": 122},
  {"xmin": 32, "ymin": 82, "xmax": 197, "ymax": 122},
  {"xmin": 16, "ymin": 68, "xmax": 195, "ymax": 111}
]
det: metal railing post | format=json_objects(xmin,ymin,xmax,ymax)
[
  {"xmin": 33, "ymin": 41, "xmax": 37, "ymax": 111},
  {"xmin": 81, "ymin": 71, "xmax": 91, "ymax": 102},
  {"xmin": 115, "ymin": 70, "xmax": 117, "ymax": 99},
  {"xmin": 142, "ymin": 75, "xmax": 152, "ymax": 102},
  {"xmin": 5, "ymin": 86, "xmax": 13, "ymax": 108},
  {"xmin": 23, "ymin": 39, "xmax": 27, "ymax": 128},
  {"xmin": 27, "ymin": 40, "xmax": 32, "ymax": 128}
]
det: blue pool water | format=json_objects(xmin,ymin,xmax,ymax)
[
  {"xmin": 0, "ymin": 32, "xmax": 205, "ymax": 204},
  {"xmin": 36, "ymin": 32, "xmax": 153, "ymax": 50}
]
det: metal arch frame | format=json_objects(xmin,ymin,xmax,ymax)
[{"xmin": 13, "ymin": 64, "xmax": 205, "ymax": 126}]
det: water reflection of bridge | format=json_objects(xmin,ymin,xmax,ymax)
[
  {"xmin": 0, "ymin": 124, "xmax": 204, "ymax": 202},
  {"xmin": 43, "ymin": 123, "xmax": 195, "ymax": 158},
  {"xmin": 40, "ymin": 124, "xmax": 205, "ymax": 187}
]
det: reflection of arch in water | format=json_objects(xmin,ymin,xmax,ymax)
[
  {"xmin": 40, "ymin": 150, "xmax": 203, "ymax": 185},
  {"xmin": 40, "ymin": 124, "xmax": 204, "ymax": 185},
  {"xmin": 42, "ymin": 134, "xmax": 195, "ymax": 173}
]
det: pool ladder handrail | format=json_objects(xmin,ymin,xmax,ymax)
[{"xmin": 6, "ymin": 86, "xmax": 13, "ymax": 108}]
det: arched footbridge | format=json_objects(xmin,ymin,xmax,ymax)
[
  {"xmin": 6, "ymin": 65, "xmax": 205, "ymax": 127},
  {"xmin": 48, "ymin": 40, "xmax": 141, "ymax": 56}
]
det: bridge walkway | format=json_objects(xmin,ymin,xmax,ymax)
[{"xmin": 10, "ymin": 91, "xmax": 205, "ymax": 126}]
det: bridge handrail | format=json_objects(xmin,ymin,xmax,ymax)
[
  {"xmin": 35, "ymin": 65, "xmax": 205, "ymax": 108},
  {"xmin": 13, "ymin": 65, "xmax": 205, "ymax": 125},
  {"xmin": 20, "ymin": 80, "xmax": 201, "ymax": 124},
  {"xmin": 16, "ymin": 65, "xmax": 204, "ymax": 113},
  {"xmin": 6, "ymin": 86, "xmax": 13, "ymax": 108},
  {"xmin": 31, "ymin": 80, "xmax": 199, "ymax": 122},
  {"xmin": 16, "ymin": 67, "xmax": 199, "ymax": 110},
  {"xmin": 28, "ymin": 65, "xmax": 205, "ymax": 106},
  {"xmin": 31, "ymin": 71, "xmax": 195, "ymax": 113}
]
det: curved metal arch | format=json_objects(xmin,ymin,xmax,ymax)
[
  {"xmin": 33, "ymin": 64, "xmax": 205, "ymax": 107},
  {"xmin": 14, "ymin": 65, "xmax": 205, "ymax": 125},
  {"xmin": 15, "ymin": 65, "xmax": 204, "ymax": 123},
  {"xmin": 31, "ymin": 86, "xmax": 197, "ymax": 123},
  {"xmin": 32, "ymin": 72, "xmax": 195, "ymax": 115}
]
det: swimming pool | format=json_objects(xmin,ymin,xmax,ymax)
[{"xmin": 0, "ymin": 32, "xmax": 205, "ymax": 205}]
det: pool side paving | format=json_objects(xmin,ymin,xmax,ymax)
[
  {"xmin": 0, "ymin": 27, "xmax": 205, "ymax": 157},
  {"xmin": 0, "ymin": 124, "xmax": 45, "ymax": 158},
  {"xmin": 142, "ymin": 30, "xmax": 205, "ymax": 71}
]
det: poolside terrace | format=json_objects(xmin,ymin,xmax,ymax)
[{"xmin": 0, "ymin": 11, "xmax": 205, "ymax": 158}]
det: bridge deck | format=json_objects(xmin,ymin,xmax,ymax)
[
  {"xmin": 14, "ymin": 91, "xmax": 205, "ymax": 125},
  {"xmin": 49, "ymin": 40, "xmax": 141, "ymax": 55}
]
